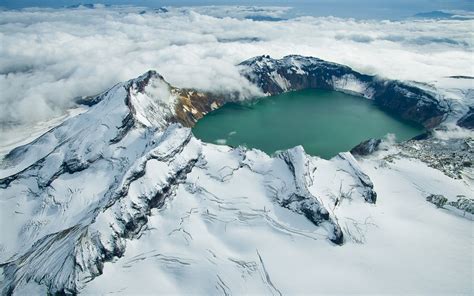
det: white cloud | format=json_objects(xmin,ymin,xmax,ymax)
[{"xmin": 0, "ymin": 5, "xmax": 472, "ymax": 140}]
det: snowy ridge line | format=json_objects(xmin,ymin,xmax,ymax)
[
  {"xmin": 0, "ymin": 71, "xmax": 200, "ymax": 293},
  {"xmin": 334, "ymin": 152, "xmax": 377, "ymax": 203},
  {"xmin": 277, "ymin": 147, "xmax": 343, "ymax": 244},
  {"xmin": 256, "ymin": 249, "xmax": 282, "ymax": 296}
]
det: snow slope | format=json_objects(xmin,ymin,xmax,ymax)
[{"xmin": 82, "ymin": 145, "xmax": 473, "ymax": 295}]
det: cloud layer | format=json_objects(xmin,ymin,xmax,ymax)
[{"xmin": 0, "ymin": 5, "xmax": 472, "ymax": 134}]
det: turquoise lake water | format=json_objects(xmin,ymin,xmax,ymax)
[{"xmin": 193, "ymin": 89, "xmax": 424, "ymax": 159}]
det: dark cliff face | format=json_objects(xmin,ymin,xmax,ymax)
[
  {"xmin": 457, "ymin": 107, "xmax": 474, "ymax": 129},
  {"xmin": 350, "ymin": 138, "xmax": 382, "ymax": 156},
  {"xmin": 370, "ymin": 80, "xmax": 448, "ymax": 128},
  {"xmin": 173, "ymin": 89, "xmax": 226, "ymax": 127},
  {"xmin": 239, "ymin": 55, "xmax": 450, "ymax": 129}
]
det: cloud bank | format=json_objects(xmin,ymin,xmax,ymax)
[{"xmin": 0, "ymin": 5, "xmax": 472, "ymax": 137}]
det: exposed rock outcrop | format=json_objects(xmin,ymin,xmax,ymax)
[
  {"xmin": 350, "ymin": 138, "xmax": 382, "ymax": 156},
  {"xmin": 448, "ymin": 197, "xmax": 474, "ymax": 215},
  {"xmin": 398, "ymin": 136, "xmax": 473, "ymax": 179},
  {"xmin": 426, "ymin": 194, "xmax": 448, "ymax": 208},
  {"xmin": 426, "ymin": 194, "xmax": 473, "ymax": 219},
  {"xmin": 457, "ymin": 107, "xmax": 474, "ymax": 129}
]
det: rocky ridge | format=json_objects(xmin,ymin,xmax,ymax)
[{"xmin": 239, "ymin": 55, "xmax": 451, "ymax": 128}]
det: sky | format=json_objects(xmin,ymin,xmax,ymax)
[
  {"xmin": 1, "ymin": 0, "xmax": 473, "ymax": 19},
  {"xmin": 0, "ymin": 2, "xmax": 473, "ymax": 147}
]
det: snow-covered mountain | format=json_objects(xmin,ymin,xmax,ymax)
[{"xmin": 0, "ymin": 56, "xmax": 472, "ymax": 295}]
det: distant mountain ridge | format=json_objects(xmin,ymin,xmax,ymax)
[{"xmin": 413, "ymin": 10, "xmax": 473, "ymax": 20}]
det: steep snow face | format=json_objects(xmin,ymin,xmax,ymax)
[
  {"xmin": 269, "ymin": 71, "xmax": 291, "ymax": 92},
  {"xmin": 129, "ymin": 75, "xmax": 177, "ymax": 127}
]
